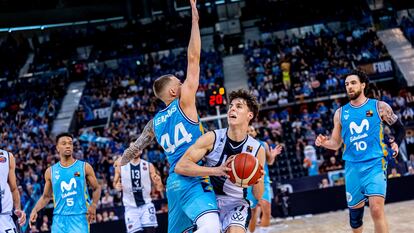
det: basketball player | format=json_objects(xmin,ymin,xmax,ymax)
[
  {"xmin": 246, "ymin": 126, "xmax": 282, "ymax": 233},
  {"xmin": 29, "ymin": 133, "xmax": 101, "ymax": 233},
  {"xmin": 119, "ymin": 1, "xmax": 220, "ymax": 232},
  {"xmin": 113, "ymin": 151, "xmax": 164, "ymax": 233},
  {"xmin": 175, "ymin": 89, "xmax": 266, "ymax": 233},
  {"xmin": 315, "ymin": 70, "xmax": 405, "ymax": 233},
  {"xmin": 0, "ymin": 149, "xmax": 26, "ymax": 233}
]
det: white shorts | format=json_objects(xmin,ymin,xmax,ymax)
[
  {"xmin": 217, "ymin": 195, "xmax": 250, "ymax": 233},
  {"xmin": 0, "ymin": 214, "xmax": 17, "ymax": 233},
  {"xmin": 124, "ymin": 203, "xmax": 158, "ymax": 233}
]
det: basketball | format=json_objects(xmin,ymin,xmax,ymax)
[{"xmin": 227, "ymin": 153, "xmax": 263, "ymax": 188}]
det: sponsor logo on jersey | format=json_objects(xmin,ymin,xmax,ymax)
[
  {"xmin": 0, "ymin": 156, "xmax": 6, "ymax": 163},
  {"xmin": 74, "ymin": 171, "xmax": 80, "ymax": 177},
  {"xmin": 246, "ymin": 146, "xmax": 253, "ymax": 153},
  {"xmin": 366, "ymin": 110, "xmax": 373, "ymax": 117},
  {"xmin": 349, "ymin": 119, "xmax": 369, "ymax": 135},
  {"xmin": 60, "ymin": 178, "xmax": 78, "ymax": 198}
]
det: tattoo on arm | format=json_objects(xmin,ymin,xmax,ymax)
[
  {"xmin": 380, "ymin": 102, "xmax": 398, "ymax": 125},
  {"xmin": 120, "ymin": 119, "xmax": 155, "ymax": 166}
]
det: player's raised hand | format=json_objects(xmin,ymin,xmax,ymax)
[
  {"xmin": 270, "ymin": 145, "xmax": 283, "ymax": 158},
  {"xmin": 315, "ymin": 134, "xmax": 328, "ymax": 147},
  {"xmin": 190, "ymin": 0, "xmax": 199, "ymax": 22}
]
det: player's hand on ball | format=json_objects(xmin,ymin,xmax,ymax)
[
  {"xmin": 87, "ymin": 204, "xmax": 97, "ymax": 224},
  {"xmin": 315, "ymin": 134, "xmax": 328, "ymax": 147},
  {"xmin": 14, "ymin": 209, "xmax": 26, "ymax": 226},
  {"xmin": 254, "ymin": 167, "xmax": 265, "ymax": 185}
]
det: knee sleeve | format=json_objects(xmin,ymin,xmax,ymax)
[
  {"xmin": 195, "ymin": 212, "xmax": 220, "ymax": 233},
  {"xmin": 349, "ymin": 207, "xmax": 364, "ymax": 229}
]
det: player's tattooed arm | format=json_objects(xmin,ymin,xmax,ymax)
[
  {"xmin": 378, "ymin": 101, "xmax": 398, "ymax": 125},
  {"xmin": 120, "ymin": 119, "xmax": 155, "ymax": 166}
]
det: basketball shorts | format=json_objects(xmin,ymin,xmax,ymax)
[
  {"xmin": 166, "ymin": 173, "xmax": 218, "ymax": 233},
  {"xmin": 52, "ymin": 214, "xmax": 89, "ymax": 233},
  {"xmin": 345, "ymin": 157, "xmax": 387, "ymax": 208},
  {"xmin": 217, "ymin": 195, "xmax": 251, "ymax": 233},
  {"xmin": 246, "ymin": 182, "xmax": 273, "ymax": 208},
  {"xmin": 124, "ymin": 203, "xmax": 157, "ymax": 233},
  {"xmin": 0, "ymin": 214, "xmax": 17, "ymax": 233}
]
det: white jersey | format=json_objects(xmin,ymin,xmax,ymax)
[
  {"xmin": 121, "ymin": 159, "xmax": 152, "ymax": 208},
  {"xmin": 0, "ymin": 149, "xmax": 12, "ymax": 214},
  {"xmin": 205, "ymin": 128, "xmax": 262, "ymax": 199}
]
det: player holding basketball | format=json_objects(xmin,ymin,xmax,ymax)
[
  {"xmin": 175, "ymin": 89, "xmax": 266, "ymax": 233},
  {"xmin": 0, "ymin": 149, "xmax": 26, "ymax": 233},
  {"xmin": 119, "ymin": 1, "xmax": 221, "ymax": 232},
  {"xmin": 29, "ymin": 133, "xmax": 101, "ymax": 233},
  {"xmin": 315, "ymin": 70, "xmax": 405, "ymax": 233},
  {"xmin": 246, "ymin": 126, "xmax": 282, "ymax": 233},
  {"xmin": 113, "ymin": 151, "xmax": 164, "ymax": 233}
]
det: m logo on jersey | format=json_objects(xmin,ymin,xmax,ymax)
[
  {"xmin": 349, "ymin": 119, "xmax": 369, "ymax": 135},
  {"xmin": 61, "ymin": 178, "xmax": 77, "ymax": 192}
]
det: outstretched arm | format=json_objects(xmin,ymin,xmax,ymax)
[
  {"xmin": 175, "ymin": 131, "xmax": 230, "ymax": 177},
  {"xmin": 120, "ymin": 119, "xmax": 155, "ymax": 166},
  {"xmin": 315, "ymin": 108, "xmax": 343, "ymax": 150},
  {"xmin": 378, "ymin": 101, "xmax": 405, "ymax": 155},
  {"xmin": 180, "ymin": 0, "xmax": 201, "ymax": 120},
  {"xmin": 266, "ymin": 143, "xmax": 282, "ymax": 166}
]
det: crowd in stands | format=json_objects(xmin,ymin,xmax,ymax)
[
  {"xmin": 244, "ymin": 27, "xmax": 390, "ymax": 105},
  {"xmin": 400, "ymin": 14, "xmax": 414, "ymax": 46}
]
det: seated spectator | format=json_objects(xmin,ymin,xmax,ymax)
[
  {"xmin": 404, "ymin": 166, "xmax": 414, "ymax": 176},
  {"xmin": 319, "ymin": 178, "xmax": 331, "ymax": 188},
  {"xmin": 324, "ymin": 156, "xmax": 343, "ymax": 172},
  {"xmin": 388, "ymin": 168, "xmax": 401, "ymax": 179}
]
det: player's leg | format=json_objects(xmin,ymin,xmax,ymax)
[
  {"xmin": 247, "ymin": 207, "xmax": 258, "ymax": 233},
  {"xmin": 258, "ymin": 199, "xmax": 271, "ymax": 233},
  {"xmin": 181, "ymin": 178, "xmax": 220, "ymax": 232},
  {"xmin": 365, "ymin": 158, "xmax": 388, "ymax": 233},
  {"xmin": 345, "ymin": 161, "xmax": 366, "ymax": 233},
  {"xmin": 368, "ymin": 196, "xmax": 388, "ymax": 233}
]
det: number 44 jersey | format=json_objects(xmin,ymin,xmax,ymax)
[{"xmin": 153, "ymin": 99, "xmax": 203, "ymax": 173}]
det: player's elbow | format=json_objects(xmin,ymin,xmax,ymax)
[{"xmin": 174, "ymin": 160, "xmax": 186, "ymax": 175}]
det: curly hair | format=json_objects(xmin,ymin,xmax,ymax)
[
  {"xmin": 344, "ymin": 69, "xmax": 370, "ymax": 95},
  {"xmin": 228, "ymin": 89, "xmax": 259, "ymax": 124}
]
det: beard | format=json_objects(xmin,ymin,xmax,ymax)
[{"xmin": 348, "ymin": 89, "xmax": 362, "ymax": 100}]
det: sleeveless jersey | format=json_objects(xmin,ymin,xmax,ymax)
[
  {"xmin": 121, "ymin": 159, "xmax": 152, "ymax": 208},
  {"xmin": 51, "ymin": 160, "xmax": 90, "ymax": 215},
  {"xmin": 340, "ymin": 98, "xmax": 388, "ymax": 162},
  {"xmin": 153, "ymin": 98, "xmax": 203, "ymax": 173},
  {"xmin": 205, "ymin": 128, "xmax": 262, "ymax": 199},
  {"xmin": 0, "ymin": 149, "xmax": 12, "ymax": 214}
]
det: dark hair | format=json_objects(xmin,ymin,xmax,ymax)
[
  {"xmin": 55, "ymin": 132, "xmax": 73, "ymax": 144},
  {"xmin": 153, "ymin": 74, "xmax": 174, "ymax": 98},
  {"xmin": 345, "ymin": 69, "xmax": 369, "ymax": 95},
  {"xmin": 229, "ymin": 89, "xmax": 260, "ymax": 124}
]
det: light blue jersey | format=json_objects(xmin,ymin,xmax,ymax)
[
  {"xmin": 154, "ymin": 99, "xmax": 204, "ymax": 173},
  {"xmin": 341, "ymin": 98, "xmax": 389, "ymax": 162},
  {"xmin": 340, "ymin": 98, "xmax": 389, "ymax": 207},
  {"xmin": 153, "ymin": 99, "xmax": 217, "ymax": 233},
  {"xmin": 51, "ymin": 160, "xmax": 89, "ymax": 215},
  {"xmin": 51, "ymin": 160, "xmax": 90, "ymax": 233}
]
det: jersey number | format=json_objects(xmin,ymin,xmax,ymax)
[
  {"xmin": 160, "ymin": 122, "xmax": 193, "ymax": 153},
  {"xmin": 66, "ymin": 198, "xmax": 74, "ymax": 207},
  {"xmin": 353, "ymin": 141, "xmax": 367, "ymax": 151}
]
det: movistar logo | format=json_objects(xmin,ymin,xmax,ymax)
[
  {"xmin": 349, "ymin": 119, "xmax": 369, "ymax": 135},
  {"xmin": 61, "ymin": 178, "xmax": 77, "ymax": 192}
]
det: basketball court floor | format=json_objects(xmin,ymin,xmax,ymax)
[{"xmin": 268, "ymin": 200, "xmax": 414, "ymax": 233}]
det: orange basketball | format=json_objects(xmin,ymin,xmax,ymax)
[{"xmin": 227, "ymin": 153, "xmax": 263, "ymax": 188}]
